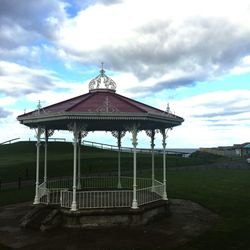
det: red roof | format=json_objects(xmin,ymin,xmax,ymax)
[
  {"xmin": 17, "ymin": 89, "xmax": 183, "ymax": 131},
  {"xmin": 19, "ymin": 89, "xmax": 175, "ymax": 116}
]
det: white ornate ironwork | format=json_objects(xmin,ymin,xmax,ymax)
[
  {"xmin": 89, "ymin": 63, "xmax": 117, "ymax": 91},
  {"xmin": 38, "ymin": 176, "xmax": 163, "ymax": 209},
  {"xmin": 96, "ymin": 96, "xmax": 119, "ymax": 113}
]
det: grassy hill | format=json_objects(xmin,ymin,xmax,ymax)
[
  {"xmin": 0, "ymin": 141, "xmax": 228, "ymax": 183},
  {"xmin": 1, "ymin": 141, "xmax": 250, "ymax": 249}
]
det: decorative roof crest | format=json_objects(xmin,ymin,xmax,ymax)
[{"xmin": 89, "ymin": 63, "xmax": 117, "ymax": 92}]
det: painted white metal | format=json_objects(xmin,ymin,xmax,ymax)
[
  {"xmin": 151, "ymin": 130, "xmax": 155, "ymax": 191},
  {"xmin": 161, "ymin": 129, "xmax": 168, "ymax": 200},
  {"xmin": 137, "ymin": 185, "xmax": 162, "ymax": 206},
  {"xmin": 34, "ymin": 126, "xmax": 42, "ymax": 205},
  {"xmin": 47, "ymin": 177, "xmax": 73, "ymax": 189},
  {"xmin": 77, "ymin": 133, "xmax": 81, "ymax": 190},
  {"xmin": 153, "ymin": 180, "xmax": 164, "ymax": 197},
  {"xmin": 44, "ymin": 130, "xmax": 48, "ymax": 188},
  {"xmin": 132, "ymin": 127, "xmax": 138, "ymax": 209},
  {"xmin": 38, "ymin": 176, "xmax": 163, "ymax": 209},
  {"xmin": 71, "ymin": 124, "xmax": 78, "ymax": 211}
]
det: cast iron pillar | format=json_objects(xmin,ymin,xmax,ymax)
[
  {"xmin": 33, "ymin": 126, "xmax": 43, "ymax": 204},
  {"xmin": 161, "ymin": 129, "xmax": 168, "ymax": 200},
  {"xmin": 131, "ymin": 126, "xmax": 138, "ymax": 209},
  {"xmin": 71, "ymin": 123, "xmax": 78, "ymax": 211}
]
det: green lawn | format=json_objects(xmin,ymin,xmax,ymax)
[
  {"xmin": 1, "ymin": 142, "xmax": 249, "ymax": 249},
  {"xmin": 165, "ymin": 169, "xmax": 250, "ymax": 250},
  {"xmin": 0, "ymin": 141, "xmax": 227, "ymax": 183},
  {"xmin": 1, "ymin": 169, "xmax": 250, "ymax": 249}
]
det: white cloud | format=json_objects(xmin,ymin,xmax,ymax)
[
  {"xmin": 1, "ymin": 0, "xmax": 250, "ymax": 148},
  {"xmin": 0, "ymin": 61, "xmax": 63, "ymax": 96},
  {"xmin": 56, "ymin": 0, "xmax": 250, "ymax": 93},
  {"xmin": 143, "ymin": 89, "xmax": 250, "ymax": 147}
]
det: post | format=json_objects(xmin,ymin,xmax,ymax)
[
  {"xmin": 71, "ymin": 123, "xmax": 78, "ymax": 211},
  {"xmin": 151, "ymin": 130, "xmax": 155, "ymax": 191},
  {"xmin": 161, "ymin": 129, "xmax": 168, "ymax": 200},
  {"xmin": 131, "ymin": 127, "xmax": 138, "ymax": 209},
  {"xmin": 44, "ymin": 129, "xmax": 48, "ymax": 188},
  {"xmin": 34, "ymin": 126, "xmax": 42, "ymax": 204},
  {"xmin": 77, "ymin": 132, "xmax": 82, "ymax": 190},
  {"xmin": 117, "ymin": 131, "xmax": 122, "ymax": 189}
]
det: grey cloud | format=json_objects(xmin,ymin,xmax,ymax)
[
  {"xmin": 0, "ymin": 0, "xmax": 67, "ymax": 49},
  {"xmin": 29, "ymin": 75, "xmax": 55, "ymax": 92},
  {"xmin": 0, "ymin": 62, "xmax": 56, "ymax": 97},
  {"xmin": 129, "ymin": 75, "xmax": 199, "ymax": 94},
  {"xmin": 0, "ymin": 108, "xmax": 12, "ymax": 119},
  {"xmin": 95, "ymin": 0, "xmax": 122, "ymax": 5},
  {"xmin": 208, "ymin": 123, "xmax": 236, "ymax": 127},
  {"xmin": 193, "ymin": 108, "xmax": 250, "ymax": 119},
  {"xmin": 66, "ymin": 16, "xmax": 250, "ymax": 92}
]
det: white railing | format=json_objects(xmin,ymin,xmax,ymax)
[
  {"xmin": 61, "ymin": 190, "xmax": 72, "ymax": 208},
  {"xmin": 137, "ymin": 185, "xmax": 163, "ymax": 206},
  {"xmin": 47, "ymin": 178, "xmax": 73, "ymax": 189},
  {"xmin": 38, "ymin": 182, "xmax": 47, "ymax": 202},
  {"xmin": 153, "ymin": 180, "xmax": 164, "ymax": 197},
  {"xmin": 80, "ymin": 176, "xmax": 118, "ymax": 189},
  {"xmin": 38, "ymin": 176, "xmax": 164, "ymax": 209}
]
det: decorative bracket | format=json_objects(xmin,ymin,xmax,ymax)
[
  {"xmin": 145, "ymin": 129, "xmax": 155, "ymax": 148},
  {"xmin": 111, "ymin": 131, "xmax": 126, "ymax": 148}
]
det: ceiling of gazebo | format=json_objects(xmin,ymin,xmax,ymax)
[{"xmin": 17, "ymin": 68, "xmax": 184, "ymax": 131}]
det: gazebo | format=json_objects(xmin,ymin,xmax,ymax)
[{"xmin": 17, "ymin": 67, "xmax": 184, "ymax": 227}]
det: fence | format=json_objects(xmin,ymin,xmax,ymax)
[{"xmin": 37, "ymin": 176, "xmax": 163, "ymax": 209}]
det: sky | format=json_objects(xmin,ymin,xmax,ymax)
[{"xmin": 0, "ymin": 0, "xmax": 250, "ymax": 149}]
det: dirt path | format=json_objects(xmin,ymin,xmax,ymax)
[{"xmin": 0, "ymin": 199, "xmax": 218, "ymax": 250}]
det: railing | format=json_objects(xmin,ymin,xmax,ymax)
[
  {"xmin": 38, "ymin": 182, "xmax": 47, "ymax": 201},
  {"xmin": 137, "ymin": 186, "xmax": 163, "ymax": 206},
  {"xmin": 47, "ymin": 178, "xmax": 73, "ymax": 189},
  {"xmin": 0, "ymin": 137, "xmax": 20, "ymax": 145},
  {"xmin": 38, "ymin": 176, "xmax": 164, "ymax": 209},
  {"xmin": 80, "ymin": 176, "xmax": 118, "ymax": 189}
]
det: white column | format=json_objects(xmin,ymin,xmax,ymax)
[
  {"xmin": 33, "ymin": 126, "xmax": 42, "ymax": 205},
  {"xmin": 71, "ymin": 124, "xmax": 78, "ymax": 211},
  {"xmin": 117, "ymin": 131, "xmax": 122, "ymax": 189},
  {"xmin": 131, "ymin": 127, "xmax": 138, "ymax": 209},
  {"xmin": 77, "ymin": 132, "xmax": 82, "ymax": 190},
  {"xmin": 162, "ymin": 129, "xmax": 168, "ymax": 200},
  {"xmin": 151, "ymin": 130, "xmax": 155, "ymax": 191},
  {"xmin": 44, "ymin": 129, "xmax": 48, "ymax": 188}
]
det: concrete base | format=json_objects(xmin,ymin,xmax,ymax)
[{"xmin": 60, "ymin": 200, "xmax": 169, "ymax": 229}]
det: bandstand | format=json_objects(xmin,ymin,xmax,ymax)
[{"xmin": 17, "ymin": 66, "xmax": 184, "ymax": 228}]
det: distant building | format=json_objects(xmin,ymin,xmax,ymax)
[
  {"xmin": 233, "ymin": 143, "xmax": 250, "ymax": 157},
  {"xmin": 200, "ymin": 142, "xmax": 250, "ymax": 158}
]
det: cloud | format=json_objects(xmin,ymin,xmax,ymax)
[
  {"xmin": 0, "ymin": 107, "xmax": 11, "ymax": 119},
  {"xmin": 0, "ymin": 0, "xmax": 67, "ymax": 50},
  {"xmin": 139, "ymin": 89, "xmax": 250, "ymax": 147},
  {"xmin": 0, "ymin": 61, "xmax": 57, "ymax": 97},
  {"xmin": 95, "ymin": 0, "xmax": 122, "ymax": 5},
  {"xmin": 56, "ymin": 0, "xmax": 250, "ymax": 93}
]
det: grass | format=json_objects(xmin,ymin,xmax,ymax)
[
  {"xmin": 1, "ymin": 141, "xmax": 249, "ymax": 249},
  {"xmin": 165, "ymin": 169, "xmax": 250, "ymax": 250},
  {"xmin": 1, "ymin": 169, "xmax": 250, "ymax": 249},
  {"xmin": 0, "ymin": 187, "xmax": 34, "ymax": 206},
  {"xmin": 0, "ymin": 141, "xmax": 228, "ymax": 183}
]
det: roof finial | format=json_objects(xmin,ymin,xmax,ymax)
[
  {"xmin": 100, "ymin": 62, "xmax": 105, "ymax": 76},
  {"xmin": 166, "ymin": 103, "xmax": 170, "ymax": 113},
  {"xmin": 89, "ymin": 64, "xmax": 117, "ymax": 92},
  {"xmin": 37, "ymin": 100, "xmax": 42, "ymax": 114}
]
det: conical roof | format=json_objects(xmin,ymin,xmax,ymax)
[{"xmin": 17, "ymin": 68, "xmax": 184, "ymax": 131}]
